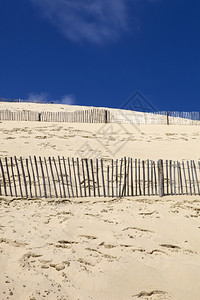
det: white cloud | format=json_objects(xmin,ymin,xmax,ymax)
[
  {"xmin": 59, "ymin": 94, "xmax": 75, "ymax": 105},
  {"xmin": 27, "ymin": 92, "xmax": 75, "ymax": 105},
  {"xmin": 27, "ymin": 92, "xmax": 49, "ymax": 103},
  {"xmin": 28, "ymin": 0, "xmax": 129, "ymax": 44}
]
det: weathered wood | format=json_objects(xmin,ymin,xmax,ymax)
[
  {"xmin": 190, "ymin": 160, "xmax": 196, "ymax": 195},
  {"xmin": 169, "ymin": 160, "xmax": 173, "ymax": 195},
  {"xmin": 158, "ymin": 159, "xmax": 164, "ymax": 197},
  {"xmin": 81, "ymin": 159, "xmax": 87, "ymax": 197},
  {"xmin": 10, "ymin": 157, "xmax": 17, "ymax": 197},
  {"xmin": 151, "ymin": 160, "xmax": 153, "ymax": 195},
  {"xmin": 131, "ymin": 158, "xmax": 133, "ymax": 196},
  {"xmin": 116, "ymin": 159, "xmax": 118, "ymax": 197},
  {"xmin": 29, "ymin": 156, "xmax": 37, "ymax": 198},
  {"xmin": 119, "ymin": 158, "xmax": 123, "ymax": 197},
  {"xmin": 96, "ymin": 159, "xmax": 100, "ymax": 197},
  {"xmin": 178, "ymin": 162, "xmax": 183, "ymax": 195},
  {"xmin": 44, "ymin": 157, "xmax": 51, "ymax": 198},
  {"xmin": 0, "ymin": 158, "xmax": 7, "ymax": 196},
  {"xmin": 107, "ymin": 165, "xmax": 109, "ymax": 197},
  {"xmin": 173, "ymin": 161, "xmax": 176, "ymax": 195},
  {"xmin": 39, "ymin": 156, "xmax": 47, "ymax": 198},
  {"xmin": 147, "ymin": 159, "xmax": 150, "ymax": 196},
  {"xmin": 142, "ymin": 160, "xmax": 145, "ymax": 196},
  {"xmin": 14, "ymin": 156, "xmax": 23, "ymax": 198},
  {"xmin": 49, "ymin": 157, "xmax": 58, "ymax": 198},
  {"xmin": 85, "ymin": 159, "xmax": 91, "ymax": 197},
  {"xmin": 25, "ymin": 158, "xmax": 32, "ymax": 198},
  {"xmin": 127, "ymin": 158, "xmax": 130, "ymax": 196},
  {"xmin": 72, "ymin": 158, "xmax": 78, "ymax": 197},
  {"xmin": 53, "ymin": 157, "xmax": 62, "ymax": 198},
  {"xmin": 77, "ymin": 158, "xmax": 82, "ymax": 197},
  {"xmin": 135, "ymin": 159, "xmax": 138, "ymax": 196},
  {"xmin": 187, "ymin": 160, "xmax": 192, "ymax": 195},
  {"xmin": 182, "ymin": 161, "xmax": 188, "ymax": 195},
  {"xmin": 20, "ymin": 157, "xmax": 28, "ymax": 198},
  {"xmin": 138, "ymin": 159, "xmax": 141, "ymax": 195},
  {"xmin": 111, "ymin": 159, "xmax": 114, "ymax": 197},
  {"xmin": 68, "ymin": 158, "xmax": 74, "ymax": 198},
  {"xmin": 177, "ymin": 161, "xmax": 181, "ymax": 195},
  {"xmin": 101, "ymin": 159, "xmax": 106, "ymax": 197},
  {"xmin": 122, "ymin": 157, "xmax": 127, "ymax": 196},
  {"xmin": 58, "ymin": 156, "xmax": 66, "ymax": 198},
  {"xmin": 153, "ymin": 161, "xmax": 157, "ymax": 195},
  {"xmin": 90, "ymin": 159, "xmax": 96, "ymax": 197},
  {"xmin": 34, "ymin": 156, "xmax": 42, "ymax": 197},
  {"xmin": 5, "ymin": 157, "xmax": 12, "ymax": 196},
  {"xmin": 193, "ymin": 160, "xmax": 200, "ymax": 195},
  {"xmin": 62, "ymin": 157, "xmax": 70, "ymax": 198},
  {"xmin": 166, "ymin": 160, "xmax": 169, "ymax": 195}
]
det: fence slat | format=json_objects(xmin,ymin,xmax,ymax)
[
  {"xmin": 29, "ymin": 156, "xmax": 37, "ymax": 198},
  {"xmin": 193, "ymin": 160, "xmax": 200, "ymax": 195},
  {"xmin": 0, "ymin": 158, "xmax": 7, "ymax": 196},
  {"xmin": 10, "ymin": 157, "xmax": 17, "ymax": 197},
  {"xmin": 81, "ymin": 159, "xmax": 87, "ymax": 197},
  {"xmin": 158, "ymin": 159, "xmax": 164, "ymax": 197},
  {"xmin": 111, "ymin": 159, "xmax": 114, "ymax": 197},
  {"xmin": 72, "ymin": 158, "xmax": 78, "ymax": 198},
  {"xmin": 68, "ymin": 158, "xmax": 74, "ymax": 198},
  {"xmin": 34, "ymin": 156, "xmax": 42, "ymax": 198},
  {"xmin": 153, "ymin": 161, "xmax": 157, "ymax": 195},
  {"xmin": 14, "ymin": 156, "xmax": 23, "ymax": 198},
  {"xmin": 85, "ymin": 159, "xmax": 91, "ymax": 197},
  {"xmin": 116, "ymin": 159, "xmax": 118, "ymax": 197},
  {"xmin": 187, "ymin": 160, "xmax": 192, "ymax": 195},
  {"xmin": 90, "ymin": 159, "xmax": 96, "ymax": 197},
  {"xmin": 190, "ymin": 160, "xmax": 196, "ymax": 195},
  {"xmin": 63, "ymin": 157, "xmax": 70, "ymax": 198},
  {"xmin": 96, "ymin": 159, "xmax": 100, "ymax": 197},
  {"xmin": 77, "ymin": 158, "xmax": 82, "ymax": 198},
  {"xmin": 119, "ymin": 158, "xmax": 123, "ymax": 197},
  {"xmin": 20, "ymin": 157, "xmax": 28, "ymax": 198},
  {"xmin": 107, "ymin": 165, "xmax": 109, "ymax": 197},
  {"xmin": 39, "ymin": 156, "xmax": 47, "ymax": 198},
  {"xmin": 182, "ymin": 161, "xmax": 188, "ymax": 195},
  {"xmin": 142, "ymin": 160, "xmax": 145, "ymax": 196},
  {"xmin": 53, "ymin": 157, "xmax": 62, "ymax": 198},
  {"xmin": 57, "ymin": 156, "xmax": 66, "ymax": 198},
  {"xmin": 49, "ymin": 157, "xmax": 58, "ymax": 198},
  {"xmin": 101, "ymin": 159, "xmax": 106, "ymax": 197},
  {"xmin": 5, "ymin": 157, "xmax": 12, "ymax": 197},
  {"xmin": 166, "ymin": 160, "xmax": 169, "ymax": 195},
  {"xmin": 173, "ymin": 161, "xmax": 176, "ymax": 195},
  {"xmin": 135, "ymin": 159, "xmax": 138, "ymax": 196},
  {"xmin": 138, "ymin": 159, "xmax": 141, "ymax": 195}
]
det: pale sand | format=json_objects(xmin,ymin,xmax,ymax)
[{"xmin": 0, "ymin": 102, "xmax": 200, "ymax": 299}]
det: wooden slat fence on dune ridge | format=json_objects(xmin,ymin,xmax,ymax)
[
  {"xmin": 0, "ymin": 156, "xmax": 200, "ymax": 199},
  {"xmin": 0, "ymin": 109, "xmax": 200, "ymax": 125},
  {"xmin": 0, "ymin": 109, "xmax": 110, "ymax": 123}
]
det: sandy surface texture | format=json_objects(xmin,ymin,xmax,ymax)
[
  {"xmin": 0, "ymin": 121, "xmax": 200, "ymax": 161},
  {"xmin": 0, "ymin": 196, "xmax": 200, "ymax": 300}
]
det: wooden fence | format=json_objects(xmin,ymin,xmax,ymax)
[
  {"xmin": 0, "ymin": 109, "xmax": 200, "ymax": 125},
  {"xmin": 0, "ymin": 109, "xmax": 110, "ymax": 123},
  {"xmin": 0, "ymin": 156, "xmax": 199, "ymax": 199}
]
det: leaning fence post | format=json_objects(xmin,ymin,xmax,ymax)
[{"xmin": 158, "ymin": 159, "xmax": 164, "ymax": 197}]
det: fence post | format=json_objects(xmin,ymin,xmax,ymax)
[
  {"xmin": 158, "ymin": 159, "xmax": 164, "ymax": 197},
  {"xmin": 105, "ymin": 110, "xmax": 108, "ymax": 123},
  {"xmin": 166, "ymin": 111, "xmax": 169, "ymax": 125}
]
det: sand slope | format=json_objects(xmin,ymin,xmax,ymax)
[{"xmin": 0, "ymin": 197, "xmax": 200, "ymax": 299}]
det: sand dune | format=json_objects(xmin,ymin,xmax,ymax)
[{"xmin": 0, "ymin": 102, "xmax": 200, "ymax": 299}]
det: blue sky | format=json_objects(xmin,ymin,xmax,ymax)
[{"xmin": 0, "ymin": 0, "xmax": 200, "ymax": 111}]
